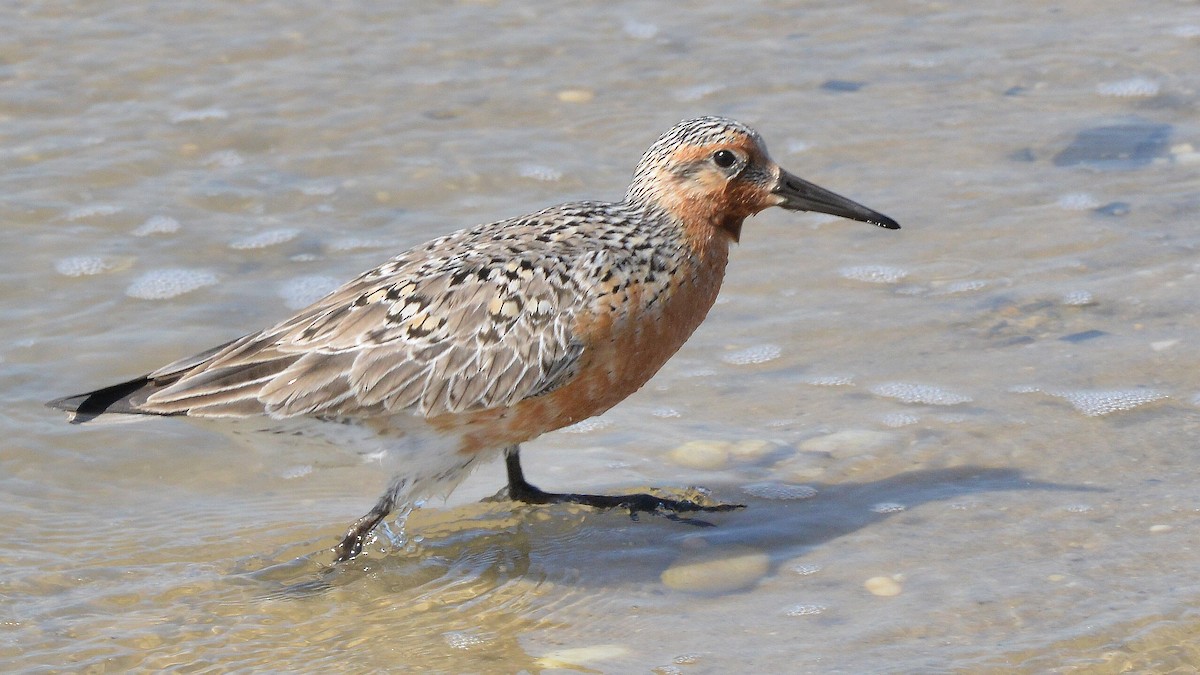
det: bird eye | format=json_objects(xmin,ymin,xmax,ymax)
[{"xmin": 712, "ymin": 149, "xmax": 738, "ymax": 169}]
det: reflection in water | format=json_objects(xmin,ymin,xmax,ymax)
[{"xmin": 192, "ymin": 467, "xmax": 1097, "ymax": 670}]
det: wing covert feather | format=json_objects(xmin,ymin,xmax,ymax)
[{"xmin": 141, "ymin": 220, "xmax": 598, "ymax": 419}]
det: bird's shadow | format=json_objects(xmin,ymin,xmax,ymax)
[{"xmin": 242, "ymin": 465, "xmax": 1102, "ymax": 598}]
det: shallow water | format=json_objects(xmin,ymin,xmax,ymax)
[{"xmin": 4, "ymin": 0, "xmax": 1200, "ymax": 672}]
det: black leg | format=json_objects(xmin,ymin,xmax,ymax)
[
  {"xmin": 503, "ymin": 445, "xmax": 744, "ymax": 525},
  {"xmin": 332, "ymin": 480, "xmax": 401, "ymax": 563}
]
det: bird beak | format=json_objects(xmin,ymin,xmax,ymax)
[{"xmin": 772, "ymin": 168, "xmax": 900, "ymax": 230}]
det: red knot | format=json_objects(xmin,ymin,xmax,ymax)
[{"xmin": 48, "ymin": 116, "xmax": 899, "ymax": 562}]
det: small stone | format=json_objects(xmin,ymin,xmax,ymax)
[
  {"xmin": 667, "ymin": 440, "xmax": 731, "ymax": 470},
  {"xmin": 536, "ymin": 645, "xmax": 628, "ymax": 670},
  {"xmin": 557, "ymin": 89, "xmax": 595, "ymax": 103},
  {"xmin": 661, "ymin": 546, "xmax": 770, "ymax": 593},
  {"xmin": 864, "ymin": 576, "xmax": 902, "ymax": 597},
  {"xmin": 729, "ymin": 439, "xmax": 775, "ymax": 460},
  {"xmin": 1149, "ymin": 524, "xmax": 1172, "ymax": 533}
]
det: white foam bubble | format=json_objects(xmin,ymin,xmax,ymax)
[
  {"xmin": 329, "ymin": 237, "xmax": 389, "ymax": 251},
  {"xmin": 66, "ymin": 204, "xmax": 121, "ymax": 221},
  {"xmin": 278, "ymin": 275, "xmax": 341, "ymax": 309},
  {"xmin": 518, "ymin": 164, "xmax": 562, "ymax": 181},
  {"xmin": 1062, "ymin": 290, "xmax": 1095, "ymax": 306},
  {"xmin": 1056, "ymin": 193, "xmax": 1100, "ymax": 210},
  {"xmin": 54, "ymin": 256, "xmax": 119, "ymax": 277},
  {"xmin": 126, "ymin": 268, "xmax": 219, "ymax": 299},
  {"xmin": 622, "ymin": 19, "xmax": 658, "ymax": 39},
  {"xmin": 869, "ymin": 382, "xmax": 972, "ymax": 405},
  {"xmin": 205, "ymin": 150, "xmax": 244, "ymax": 168},
  {"xmin": 803, "ymin": 374, "xmax": 855, "ymax": 386},
  {"xmin": 722, "ymin": 344, "xmax": 782, "ymax": 365},
  {"xmin": 881, "ymin": 412, "xmax": 920, "ymax": 428},
  {"xmin": 674, "ymin": 84, "xmax": 724, "ymax": 102},
  {"xmin": 785, "ymin": 604, "xmax": 827, "ymax": 617},
  {"xmin": 742, "ymin": 482, "xmax": 818, "ymax": 500},
  {"xmin": 560, "ymin": 417, "xmax": 612, "ymax": 434},
  {"xmin": 132, "ymin": 215, "xmax": 181, "ymax": 236},
  {"xmin": 443, "ymin": 630, "xmax": 488, "ymax": 649},
  {"xmin": 651, "ymin": 407, "xmax": 682, "ymax": 418},
  {"xmin": 280, "ymin": 465, "xmax": 312, "ymax": 479},
  {"xmin": 229, "ymin": 228, "xmax": 301, "ymax": 250},
  {"xmin": 839, "ymin": 265, "xmax": 908, "ymax": 284},
  {"xmin": 871, "ymin": 502, "xmax": 906, "ymax": 513},
  {"xmin": 170, "ymin": 108, "xmax": 229, "ymax": 123},
  {"xmin": 936, "ymin": 279, "xmax": 991, "ymax": 295},
  {"xmin": 1054, "ymin": 389, "xmax": 1168, "ymax": 417},
  {"xmin": 299, "ymin": 182, "xmax": 338, "ymax": 196},
  {"xmin": 1096, "ymin": 77, "xmax": 1160, "ymax": 98},
  {"xmin": 786, "ymin": 139, "xmax": 811, "ymax": 154},
  {"xmin": 791, "ymin": 563, "xmax": 822, "ymax": 576}
]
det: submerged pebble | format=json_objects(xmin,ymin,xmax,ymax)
[
  {"xmin": 126, "ymin": 268, "xmax": 219, "ymax": 299},
  {"xmin": 536, "ymin": 644, "xmax": 628, "ymax": 670},
  {"xmin": 667, "ymin": 440, "xmax": 730, "ymax": 470},
  {"xmin": 799, "ymin": 429, "xmax": 898, "ymax": 458},
  {"xmin": 555, "ymin": 89, "xmax": 594, "ymax": 103},
  {"xmin": 1053, "ymin": 121, "xmax": 1172, "ymax": 169},
  {"xmin": 728, "ymin": 439, "xmax": 776, "ymax": 460},
  {"xmin": 661, "ymin": 546, "xmax": 770, "ymax": 593},
  {"xmin": 864, "ymin": 576, "xmax": 903, "ymax": 597}
]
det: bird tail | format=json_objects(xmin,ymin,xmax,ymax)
[{"xmin": 46, "ymin": 376, "xmax": 175, "ymax": 424}]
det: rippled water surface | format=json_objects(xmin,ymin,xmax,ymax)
[{"xmin": 5, "ymin": 1, "xmax": 1200, "ymax": 672}]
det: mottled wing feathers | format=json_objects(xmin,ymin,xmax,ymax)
[{"xmin": 139, "ymin": 212, "xmax": 597, "ymax": 420}]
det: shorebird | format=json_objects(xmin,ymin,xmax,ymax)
[{"xmin": 48, "ymin": 116, "xmax": 899, "ymax": 562}]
